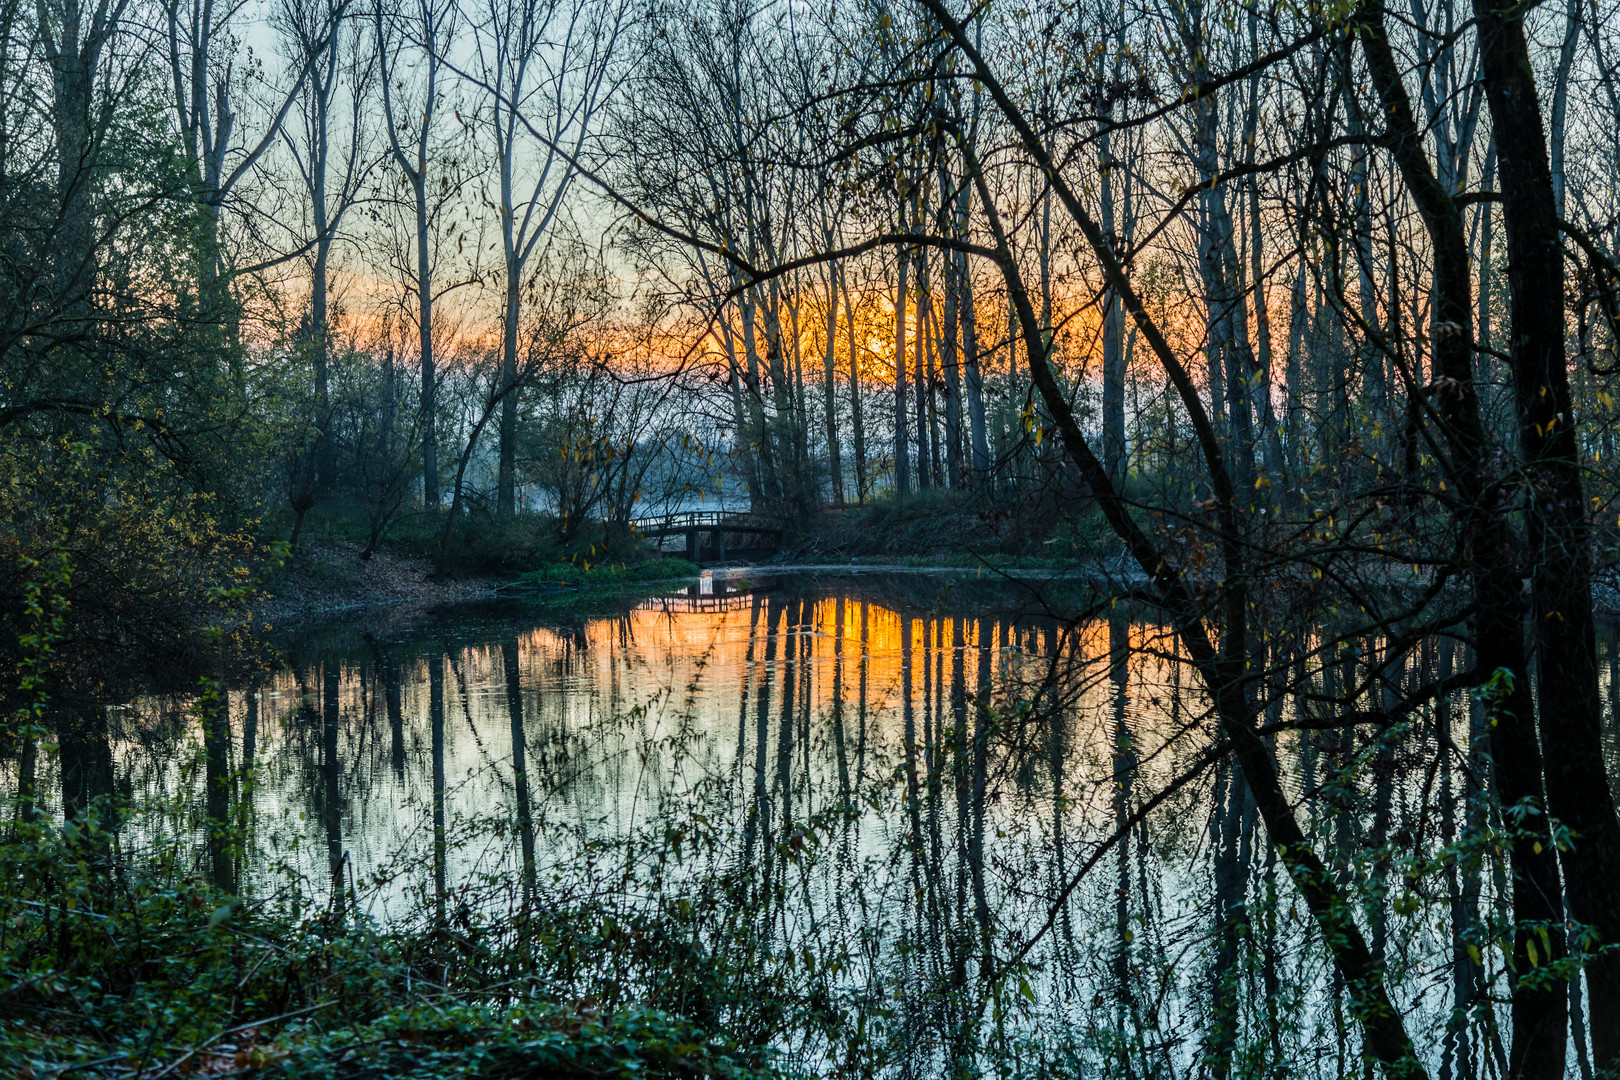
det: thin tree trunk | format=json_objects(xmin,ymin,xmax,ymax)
[
  {"xmin": 1549, "ymin": 0, "xmax": 1580, "ymax": 220},
  {"xmin": 312, "ymin": 232, "xmax": 333, "ymax": 494},
  {"xmin": 917, "ymin": 247, "xmax": 938, "ymax": 489},
  {"xmin": 1100, "ymin": 127, "xmax": 1127, "ymax": 488},
  {"xmin": 841, "ymin": 269, "xmax": 869, "ymax": 503},
  {"xmin": 1286, "ymin": 264, "xmax": 1310, "ymax": 468},
  {"xmin": 958, "ymin": 247, "xmax": 991, "ymax": 490},
  {"xmin": 416, "ymin": 181, "xmax": 438, "ymax": 509},
  {"xmin": 940, "ymin": 227, "xmax": 965, "ymax": 489},
  {"xmin": 498, "ymin": 262, "xmax": 520, "ymax": 522},
  {"xmin": 824, "ymin": 263, "xmax": 844, "ymax": 505},
  {"xmin": 894, "ymin": 238, "xmax": 912, "ymax": 496},
  {"xmin": 740, "ymin": 292, "xmax": 778, "ymax": 507}
]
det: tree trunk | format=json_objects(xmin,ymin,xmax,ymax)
[
  {"xmin": 1549, "ymin": 0, "xmax": 1580, "ymax": 221},
  {"xmin": 498, "ymin": 262, "xmax": 520, "ymax": 522},
  {"xmin": 917, "ymin": 247, "xmax": 937, "ymax": 490},
  {"xmin": 740, "ymin": 292, "xmax": 779, "ymax": 506},
  {"xmin": 894, "ymin": 238, "xmax": 912, "ymax": 496},
  {"xmin": 958, "ymin": 246, "xmax": 991, "ymax": 491},
  {"xmin": 417, "ymin": 178, "xmax": 438, "ymax": 509},
  {"xmin": 824, "ymin": 263, "xmax": 844, "ymax": 505},
  {"xmin": 940, "ymin": 231, "xmax": 965, "ymax": 489},
  {"xmin": 1358, "ymin": 9, "xmax": 1570, "ymax": 1070},
  {"xmin": 1473, "ymin": 4, "xmax": 1620, "ymax": 1065},
  {"xmin": 312, "ymin": 235, "xmax": 333, "ymax": 495},
  {"xmin": 841, "ymin": 269, "xmax": 869, "ymax": 503},
  {"xmin": 1285, "ymin": 265, "xmax": 1309, "ymax": 468},
  {"xmin": 942, "ymin": 90, "xmax": 1426, "ymax": 1067},
  {"xmin": 1099, "ymin": 129, "xmax": 1127, "ymax": 487}
]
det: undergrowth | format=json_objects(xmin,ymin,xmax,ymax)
[
  {"xmin": 0, "ymin": 804, "xmax": 778, "ymax": 1079},
  {"xmin": 516, "ymin": 557, "xmax": 700, "ymax": 588},
  {"xmin": 273, "ymin": 500, "xmax": 653, "ymax": 578}
]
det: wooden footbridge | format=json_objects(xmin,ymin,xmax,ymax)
[
  {"xmin": 630, "ymin": 510, "xmax": 787, "ymax": 565},
  {"xmin": 635, "ymin": 586, "xmax": 763, "ymax": 614}
]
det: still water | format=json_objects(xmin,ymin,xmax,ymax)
[{"xmin": 37, "ymin": 569, "xmax": 1600, "ymax": 1076}]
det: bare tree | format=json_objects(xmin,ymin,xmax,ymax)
[
  {"xmin": 376, "ymin": 0, "xmax": 463, "ymax": 507},
  {"xmin": 164, "ymin": 0, "xmax": 324, "ymax": 345},
  {"xmin": 469, "ymin": 0, "xmax": 624, "ymax": 521},
  {"xmin": 276, "ymin": 0, "xmax": 375, "ymax": 496}
]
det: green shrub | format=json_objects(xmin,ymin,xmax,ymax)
[
  {"xmin": 0, "ymin": 803, "xmax": 775, "ymax": 1080},
  {"xmin": 518, "ymin": 557, "xmax": 700, "ymax": 588}
]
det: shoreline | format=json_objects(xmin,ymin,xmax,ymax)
[
  {"xmin": 256, "ymin": 546, "xmax": 1620, "ymax": 628},
  {"xmin": 252, "ymin": 541, "xmax": 500, "ymax": 628}
]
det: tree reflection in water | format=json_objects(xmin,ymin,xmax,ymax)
[{"xmin": 70, "ymin": 570, "xmax": 1594, "ymax": 1076}]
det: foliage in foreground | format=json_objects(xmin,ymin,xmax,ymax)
[{"xmin": 0, "ymin": 808, "xmax": 776, "ymax": 1080}]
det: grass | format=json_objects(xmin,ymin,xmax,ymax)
[
  {"xmin": 789, "ymin": 487, "xmax": 1126, "ymax": 563},
  {"xmin": 515, "ymin": 557, "xmax": 701, "ymax": 589},
  {"xmin": 267, "ymin": 499, "xmax": 654, "ymax": 579}
]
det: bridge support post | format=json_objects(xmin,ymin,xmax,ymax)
[
  {"xmin": 684, "ymin": 528, "xmax": 697, "ymax": 562},
  {"xmin": 714, "ymin": 528, "xmax": 725, "ymax": 565}
]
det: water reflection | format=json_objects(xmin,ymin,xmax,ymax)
[{"xmin": 21, "ymin": 570, "xmax": 1596, "ymax": 1074}]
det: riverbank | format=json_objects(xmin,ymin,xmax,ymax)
[
  {"xmin": 254, "ymin": 540, "xmax": 500, "ymax": 626},
  {"xmin": 254, "ymin": 542, "xmax": 721, "ymax": 633},
  {"xmin": 780, "ymin": 490, "xmax": 1114, "ymax": 563}
]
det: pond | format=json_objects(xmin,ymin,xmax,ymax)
[{"xmin": 27, "ymin": 568, "xmax": 1614, "ymax": 1077}]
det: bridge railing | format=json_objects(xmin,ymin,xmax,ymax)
[
  {"xmin": 635, "ymin": 592, "xmax": 760, "ymax": 614},
  {"xmin": 629, "ymin": 510, "xmax": 785, "ymax": 536}
]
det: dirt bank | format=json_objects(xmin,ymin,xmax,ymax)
[{"xmin": 255, "ymin": 541, "xmax": 499, "ymax": 627}]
